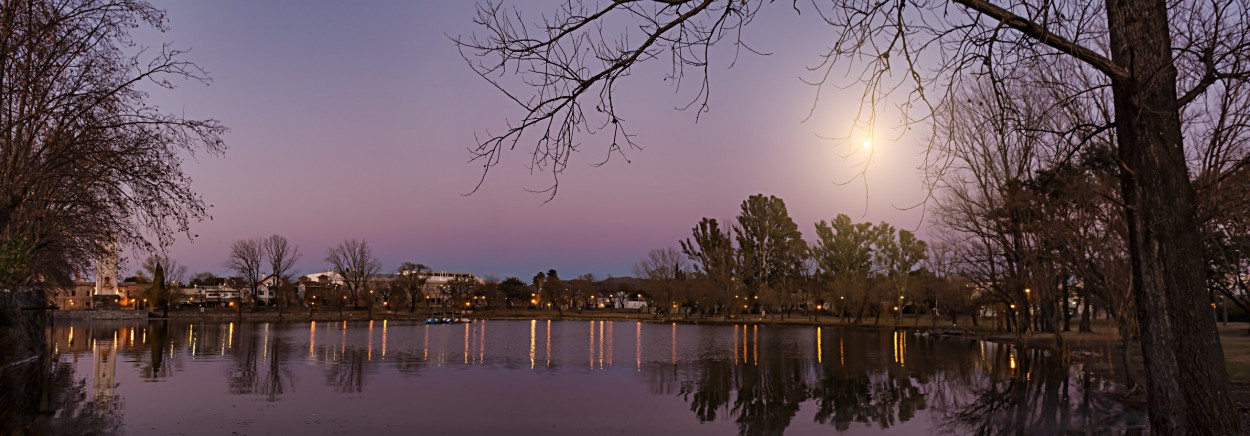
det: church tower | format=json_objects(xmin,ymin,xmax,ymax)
[{"xmin": 94, "ymin": 240, "xmax": 118, "ymax": 297}]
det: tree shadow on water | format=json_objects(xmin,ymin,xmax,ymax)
[{"xmin": 0, "ymin": 356, "xmax": 121, "ymax": 436}]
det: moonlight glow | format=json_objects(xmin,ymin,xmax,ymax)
[{"xmin": 862, "ymin": 140, "xmax": 873, "ymax": 150}]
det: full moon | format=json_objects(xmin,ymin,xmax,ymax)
[{"xmin": 862, "ymin": 139, "xmax": 872, "ymax": 150}]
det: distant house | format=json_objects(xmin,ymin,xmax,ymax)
[
  {"xmin": 420, "ymin": 271, "xmax": 483, "ymax": 301},
  {"xmin": 303, "ymin": 271, "xmax": 345, "ymax": 286},
  {"xmin": 295, "ymin": 277, "xmax": 334, "ymax": 307},
  {"xmin": 52, "ymin": 279, "xmax": 96, "ymax": 310},
  {"xmin": 298, "ymin": 269, "xmax": 483, "ymax": 306},
  {"xmin": 117, "ymin": 279, "xmax": 147, "ymax": 307},
  {"xmin": 190, "ymin": 284, "xmax": 241, "ymax": 307}
]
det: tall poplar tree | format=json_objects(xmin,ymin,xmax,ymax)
[{"xmin": 733, "ymin": 194, "xmax": 806, "ymax": 313}]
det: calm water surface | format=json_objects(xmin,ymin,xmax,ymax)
[{"xmin": 20, "ymin": 319, "xmax": 1146, "ymax": 435}]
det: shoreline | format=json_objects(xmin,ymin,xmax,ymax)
[{"xmin": 56, "ymin": 306, "xmax": 1118, "ymax": 349}]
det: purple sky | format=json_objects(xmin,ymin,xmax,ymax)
[{"xmin": 136, "ymin": 1, "xmax": 929, "ymax": 280}]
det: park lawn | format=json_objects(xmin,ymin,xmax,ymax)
[{"xmin": 1219, "ymin": 324, "xmax": 1250, "ymax": 383}]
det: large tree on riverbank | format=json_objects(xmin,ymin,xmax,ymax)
[
  {"xmin": 633, "ymin": 247, "xmax": 689, "ymax": 314},
  {"xmin": 326, "ymin": 239, "xmax": 381, "ymax": 311},
  {"xmin": 0, "ymin": 0, "xmax": 225, "ymax": 289},
  {"xmin": 396, "ymin": 262, "xmax": 432, "ymax": 313},
  {"xmin": 263, "ymin": 235, "xmax": 302, "ymax": 311},
  {"xmin": 811, "ymin": 214, "xmax": 882, "ymax": 324},
  {"xmin": 681, "ymin": 218, "xmax": 737, "ymax": 317},
  {"xmin": 457, "ymin": 0, "xmax": 1248, "ymax": 431},
  {"xmin": 225, "ymin": 238, "xmax": 264, "ymax": 318},
  {"xmin": 734, "ymin": 194, "xmax": 806, "ymax": 313}
]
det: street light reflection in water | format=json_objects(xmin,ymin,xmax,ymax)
[{"xmin": 7, "ymin": 319, "xmax": 1149, "ymax": 435}]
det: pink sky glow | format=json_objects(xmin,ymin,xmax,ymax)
[{"xmin": 135, "ymin": 1, "xmax": 929, "ymax": 280}]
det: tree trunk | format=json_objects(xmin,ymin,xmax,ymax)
[
  {"xmin": 1106, "ymin": 1, "xmax": 1239, "ymax": 432},
  {"xmin": 1080, "ymin": 294, "xmax": 1092, "ymax": 333},
  {"xmin": 1061, "ymin": 279, "xmax": 1071, "ymax": 332}
]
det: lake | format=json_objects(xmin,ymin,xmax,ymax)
[{"xmin": 7, "ymin": 319, "xmax": 1146, "ymax": 435}]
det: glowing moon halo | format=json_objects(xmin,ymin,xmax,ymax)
[{"xmin": 862, "ymin": 139, "xmax": 873, "ymax": 150}]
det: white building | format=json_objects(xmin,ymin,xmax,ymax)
[{"xmin": 302, "ymin": 271, "xmax": 345, "ymax": 286}]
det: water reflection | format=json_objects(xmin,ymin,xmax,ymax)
[{"xmin": 8, "ymin": 319, "xmax": 1148, "ymax": 434}]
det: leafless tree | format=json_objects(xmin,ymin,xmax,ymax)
[
  {"xmin": 141, "ymin": 255, "xmax": 188, "ymax": 287},
  {"xmin": 369, "ymin": 276, "xmax": 396, "ymax": 314},
  {"xmin": 446, "ymin": 275, "xmax": 483, "ymax": 313},
  {"xmin": 480, "ymin": 275, "xmax": 502, "ymax": 308},
  {"xmin": 225, "ymin": 238, "xmax": 264, "ymax": 318},
  {"xmin": 633, "ymin": 247, "xmax": 689, "ymax": 316},
  {"xmin": 325, "ymin": 239, "xmax": 381, "ymax": 312},
  {"xmin": 263, "ymin": 234, "xmax": 302, "ymax": 313},
  {"xmin": 396, "ymin": 262, "xmax": 431, "ymax": 313},
  {"xmin": 0, "ymin": 0, "xmax": 225, "ymax": 291},
  {"xmin": 933, "ymin": 72, "xmax": 1145, "ymax": 385}
]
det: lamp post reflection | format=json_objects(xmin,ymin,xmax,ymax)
[{"xmin": 34, "ymin": 319, "xmax": 1145, "ymax": 435}]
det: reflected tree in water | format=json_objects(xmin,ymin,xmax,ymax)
[
  {"xmin": 941, "ymin": 347, "xmax": 1142, "ymax": 434},
  {"xmin": 811, "ymin": 333, "xmax": 918, "ymax": 432},
  {"xmin": 143, "ymin": 322, "xmax": 173, "ymax": 380},
  {"xmin": 1, "ymin": 357, "xmax": 120, "ymax": 435},
  {"xmin": 259, "ymin": 334, "xmax": 294, "ymax": 402},
  {"xmin": 656, "ymin": 329, "xmax": 1141, "ymax": 435},
  {"xmin": 325, "ymin": 347, "xmax": 369, "ymax": 394},
  {"xmin": 730, "ymin": 358, "xmax": 806, "ymax": 436},
  {"xmin": 227, "ymin": 325, "xmax": 295, "ymax": 401},
  {"xmin": 681, "ymin": 359, "xmax": 733, "ymax": 422},
  {"xmin": 391, "ymin": 351, "xmax": 430, "ymax": 375},
  {"xmin": 228, "ymin": 325, "xmax": 260, "ymax": 395}
]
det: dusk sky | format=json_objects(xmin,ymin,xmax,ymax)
[{"xmin": 136, "ymin": 1, "xmax": 929, "ymax": 280}]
